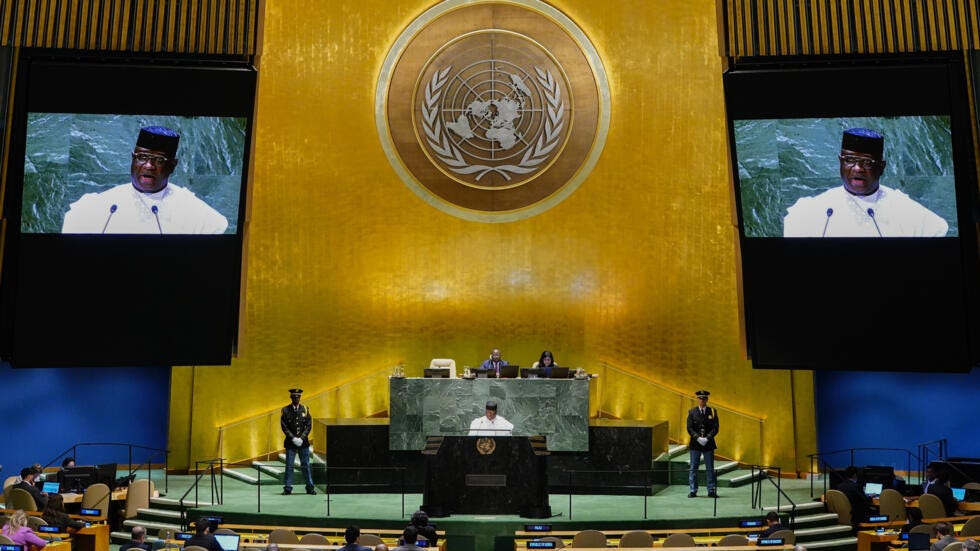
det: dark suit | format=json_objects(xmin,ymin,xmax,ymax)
[
  {"xmin": 479, "ymin": 359, "xmax": 509, "ymax": 376},
  {"xmin": 12, "ymin": 480, "xmax": 48, "ymax": 509},
  {"xmin": 837, "ymin": 478, "xmax": 871, "ymax": 524},
  {"xmin": 686, "ymin": 406, "xmax": 719, "ymax": 494},
  {"xmin": 928, "ymin": 484, "xmax": 958, "ymax": 516},
  {"xmin": 760, "ymin": 523, "xmax": 783, "ymax": 538},
  {"xmin": 930, "ymin": 534, "xmax": 958, "ymax": 551},
  {"xmin": 280, "ymin": 403, "xmax": 314, "ymax": 493}
]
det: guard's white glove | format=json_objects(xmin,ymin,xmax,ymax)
[
  {"xmin": 697, "ymin": 437, "xmax": 708, "ymax": 446},
  {"xmin": 292, "ymin": 437, "xmax": 303, "ymax": 447}
]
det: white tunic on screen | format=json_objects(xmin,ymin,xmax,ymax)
[
  {"xmin": 468, "ymin": 415, "xmax": 514, "ymax": 436},
  {"xmin": 61, "ymin": 183, "xmax": 228, "ymax": 234},
  {"xmin": 783, "ymin": 185, "xmax": 949, "ymax": 237}
]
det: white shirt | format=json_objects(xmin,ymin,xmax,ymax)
[
  {"xmin": 468, "ymin": 414, "xmax": 514, "ymax": 436},
  {"xmin": 62, "ymin": 183, "xmax": 229, "ymax": 234},
  {"xmin": 783, "ymin": 185, "xmax": 949, "ymax": 237}
]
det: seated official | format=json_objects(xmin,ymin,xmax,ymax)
[
  {"xmin": 185, "ymin": 517, "xmax": 223, "ymax": 551},
  {"xmin": 479, "ymin": 348, "xmax": 509, "ymax": 376},
  {"xmin": 536, "ymin": 350, "xmax": 558, "ymax": 377},
  {"xmin": 760, "ymin": 512, "xmax": 783, "ymax": 537},
  {"xmin": 41, "ymin": 494, "xmax": 85, "ymax": 534},
  {"xmin": 927, "ymin": 469, "xmax": 958, "ymax": 517},
  {"xmin": 13, "ymin": 467, "xmax": 49, "ymax": 510},
  {"xmin": 119, "ymin": 525, "xmax": 164, "ymax": 551},
  {"xmin": 899, "ymin": 507, "xmax": 923, "ymax": 535},
  {"xmin": 468, "ymin": 400, "xmax": 513, "ymax": 436},
  {"xmin": 408, "ymin": 510, "xmax": 439, "ymax": 548},
  {"xmin": 339, "ymin": 526, "xmax": 372, "ymax": 551},
  {"xmin": 931, "ymin": 522, "xmax": 958, "ymax": 551},
  {"xmin": 2, "ymin": 510, "xmax": 48, "ymax": 551}
]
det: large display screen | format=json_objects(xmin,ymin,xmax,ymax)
[
  {"xmin": 0, "ymin": 50, "xmax": 256, "ymax": 367},
  {"xmin": 734, "ymin": 116, "xmax": 957, "ymax": 238},
  {"xmin": 724, "ymin": 55, "xmax": 980, "ymax": 372},
  {"xmin": 22, "ymin": 113, "xmax": 246, "ymax": 235}
]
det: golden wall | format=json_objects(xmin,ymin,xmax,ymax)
[{"xmin": 168, "ymin": 0, "xmax": 817, "ymax": 474}]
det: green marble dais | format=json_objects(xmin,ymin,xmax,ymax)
[{"xmin": 389, "ymin": 378, "xmax": 590, "ymax": 451}]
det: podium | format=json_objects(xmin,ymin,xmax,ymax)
[{"xmin": 421, "ymin": 435, "xmax": 551, "ymax": 518}]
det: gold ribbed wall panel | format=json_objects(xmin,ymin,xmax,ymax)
[
  {"xmin": 168, "ymin": 0, "xmax": 817, "ymax": 475},
  {"xmin": 723, "ymin": 0, "xmax": 980, "ymax": 56},
  {"xmin": 0, "ymin": 0, "xmax": 258, "ymax": 54}
]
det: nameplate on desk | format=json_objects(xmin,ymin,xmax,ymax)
[
  {"xmin": 465, "ymin": 474, "xmax": 506, "ymax": 486},
  {"xmin": 739, "ymin": 519, "xmax": 764, "ymax": 528},
  {"xmin": 758, "ymin": 538, "xmax": 784, "ymax": 546},
  {"xmin": 38, "ymin": 526, "xmax": 60, "ymax": 533},
  {"xmin": 176, "ymin": 533, "xmax": 193, "ymax": 540},
  {"xmin": 0, "ymin": 545, "xmax": 24, "ymax": 551},
  {"xmin": 868, "ymin": 515, "xmax": 888, "ymax": 523},
  {"xmin": 80, "ymin": 508, "xmax": 101, "ymax": 516},
  {"xmin": 524, "ymin": 524, "xmax": 552, "ymax": 532},
  {"xmin": 526, "ymin": 542, "xmax": 557, "ymax": 549}
]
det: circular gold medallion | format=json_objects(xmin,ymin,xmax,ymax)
[
  {"xmin": 377, "ymin": 0, "xmax": 609, "ymax": 222},
  {"xmin": 476, "ymin": 437, "xmax": 497, "ymax": 454}
]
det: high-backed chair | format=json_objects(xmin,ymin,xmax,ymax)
[
  {"xmin": 571, "ymin": 530, "xmax": 606, "ymax": 548},
  {"xmin": 0, "ymin": 535, "xmax": 16, "ymax": 545},
  {"xmin": 662, "ymin": 533, "xmax": 696, "ymax": 547},
  {"xmin": 918, "ymin": 493, "xmax": 947, "ymax": 519},
  {"xmin": 908, "ymin": 524, "xmax": 935, "ymax": 536},
  {"xmin": 717, "ymin": 534, "xmax": 749, "ymax": 546},
  {"xmin": 825, "ymin": 489, "xmax": 853, "ymax": 526},
  {"xmin": 121, "ymin": 479, "xmax": 155, "ymax": 519},
  {"xmin": 298, "ymin": 533, "xmax": 329, "ymax": 546},
  {"xmin": 26, "ymin": 516, "xmax": 47, "ymax": 530},
  {"xmin": 8, "ymin": 487, "xmax": 38, "ymax": 512},
  {"xmin": 356, "ymin": 534, "xmax": 383, "ymax": 547},
  {"xmin": 959, "ymin": 516, "xmax": 980, "ymax": 537},
  {"xmin": 769, "ymin": 529, "xmax": 796, "ymax": 544},
  {"xmin": 619, "ymin": 530, "xmax": 654, "ymax": 547},
  {"xmin": 184, "ymin": 546, "xmax": 209, "ymax": 551},
  {"xmin": 942, "ymin": 542, "xmax": 963, "ymax": 551},
  {"xmin": 214, "ymin": 528, "xmax": 237, "ymax": 535},
  {"xmin": 429, "ymin": 358, "xmax": 457, "ymax": 378},
  {"xmin": 267, "ymin": 529, "xmax": 299, "ymax": 545},
  {"xmin": 878, "ymin": 488, "xmax": 906, "ymax": 522},
  {"xmin": 81, "ymin": 482, "xmax": 111, "ymax": 521}
]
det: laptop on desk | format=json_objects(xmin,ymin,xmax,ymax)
[
  {"xmin": 864, "ymin": 482, "xmax": 883, "ymax": 498},
  {"xmin": 213, "ymin": 533, "xmax": 240, "ymax": 551},
  {"xmin": 41, "ymin": 481, "xmax": 60, "ymax": 494},
  {"xmin": 498, "ymin": 364, "xmax": 519, "ymax": 378},
  {"xmin": 952, "ymin": 487, "xmax": 966, "ymax": 500}
]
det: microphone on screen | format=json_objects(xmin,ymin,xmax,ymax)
[
  {"xmin": 867, "ymin": 208, "xmax": 883, "ymax": 238},
  {"xmin": 151, "ymin": 205, "xmax": 163, "ymax": 234},
  {"xmin": 821, "ymin": 208, "xmax": 833, "ymax": 237},
  {"xmin": 101, "ymin": 204, "xmax": 118, "ymax": 234}
]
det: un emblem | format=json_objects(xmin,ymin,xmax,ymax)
[
  {"xmin": 475, "ymin": 437, "xmax": 496, "ymax": 455},
  {"xmin": 377, "ymin": 0, "xmax": 609, "ymax": 222}
]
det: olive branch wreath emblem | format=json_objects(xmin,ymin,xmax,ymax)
[{"xmin": 421, "ymin": 65, "xmax": 565, "ymax": 181}]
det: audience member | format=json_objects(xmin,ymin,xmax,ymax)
[
  {"xmin": 56, "ymin": 458, "xmax": 75, "ymax": 486},
  {"xmin": 184, "ymin": 517, "xmax": 223, "ymax": 551},
  {"xmin": 927, "ymin": 468, "xmax": 958, "ymax": 517},
  {"xmin": 119, "ymin": 526, "xmax": 152, "ymax": 551},
  {"xmin": 374, "ymin": 545, "xmax": 388, "ymax": 551},
  {"xmin": 793, "ymin": 546, "xmax": 808, "ymax": 551},
  {"xmin": 930, "ymin": 522, "xmax": 957, "ymax": 551},
  {"xmin": 837, "ymin": 466, "xmax": 872, "ymax": 524},
  {"xmin": 12, "ymin": 467, "xmax": 49, "ymax": 509},
  {"xmin": 340, "ymin": 526, "xmax": 371, "ymax": 551},
  {"xmin": 1, "ymin": 510, "xmax": 48, "ymax": 551},
  {"xmin": 899, "ymin": 507, "xmax": 924, "ymax": 535},
  {"xmin": 409, "ymin": 510, "xmax": 438, "ymax": 548},
  {"xmin": 760, "ymin": 511, "xmax": 783, "ymax": 537},
  {"xmin": 963, "ymin": 539, "xmax": 978, "ymax": 551},
  {"xmin": 393, "ymin": 526, "xmax": 423, "ymax": 551},
  {"xmin": 265, "ymin": 545, "xmax": 280, "ymax": 551},
  {"xmin": 41, "ymin": 494, "xmax": 84, "ymax": 533}
]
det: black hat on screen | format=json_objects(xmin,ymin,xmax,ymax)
[
  {"xmin": 841, "ymin": 128, "xmax": 884, "ymax": 157},
  {"xmin": 137, "ymin": 126, "xmax": 180, "ymax": 157}
]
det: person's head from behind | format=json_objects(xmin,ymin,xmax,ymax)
[
  {"xmin": 905, "ymin": 507, "xmax": 923, "ymax": 525},
  {"xmin": 842, "ymin": 466, "xmax": 859, "ymax": 481},
  {"xmin": 411, "ymin": 509, "xmax": 429, "ymax": 528},
  {"xmin": 44, "ymin": 492, "xmax": 66, "ymax": 513},
  {"xmin": 345, "ymin": 526, "xmax": 360, "ymax": 544},
  {"xmin": 484, "ymin": 400, "xmax": 498, "ymax": 421},
  {"xmin": 538, "ymin": 350, "xmax": 554, "ymax": 367},
  {"xmin": 62, "ymin": 457, "xmax": 75, "ymax": 469},
  {"xmin": 8, "ymin": 510, "xmax": 29, "ymax": 531},
  {"xmin": 131, "ymin": 526, "xmax": 147, "ymax": 542},
  {"xmin": 766, "ymin": 511, "xmax": 780, "ymax": 526},
  {"xmin": 374, "ymin": 545, "xmax": 388, "ymax": 551},
  {"xmin": 265, "ymin": 544, "xmax": 280, "ymax": 551},
  {"xmin": 838, "ymin": 128, "xmax": 886, "ymax": 196},
  {"xmin": 935, "ymin": 522, "xmax": 952, "ymax": 536},
  {"xmin": 963, "ymin": 539, "xmax": 978, "ymax": 551},
  {"xmin": 402, "ymin": 526, "xmax": 418, "ymax": 544},
  {"xmin": 131, "ymin": 126, "xmax": 180, "ymax": 193},
  {"xmin": 195, "ymin": 517, "xmax": 211, "ymax": 536}
]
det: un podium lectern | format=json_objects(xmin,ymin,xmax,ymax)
[{"xmin": 420, "ymin": 435, "xmax": 551, "ymax": 518}]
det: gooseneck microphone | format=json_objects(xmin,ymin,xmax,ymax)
[
  {"xmin": 821, "ymin": 208, "xmax": 834, "ymax": 237},
  {"xmin": 867, "ymin": 208, "xmax": 883, "ymax": 237},
  {"xmin": 151, "ymin": 205, "xmax": 163, "ymax": 234},
  {"xmin": 101, "ymin": 204, "xmax": 118, "ymax": 234}
]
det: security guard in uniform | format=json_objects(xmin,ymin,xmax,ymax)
[
  {"xmin": 686, "ymin": 389, "xmax": 719, "ymax": 498},
  {"xmin": 280, "ymin": 388, "xmax": 315, "ymax": 495}
]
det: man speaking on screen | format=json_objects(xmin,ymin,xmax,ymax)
[
  {"xmin": 783, "ymin": 127, "xmax": 948, "ymax": 237},
  {"xmin": 61, "ymin": 125, "xmax": 228, "ymax": 234}
]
